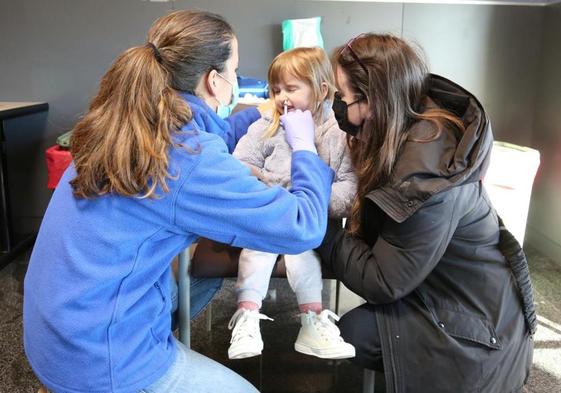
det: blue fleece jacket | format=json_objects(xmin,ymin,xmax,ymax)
[{"xmin": 23, "ymin": 94, "xmax": 334, "ymax": 393}]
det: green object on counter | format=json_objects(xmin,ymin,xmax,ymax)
[{"xmin": 56, "ymin": 130, "xmax": 73, "ymax": 148}]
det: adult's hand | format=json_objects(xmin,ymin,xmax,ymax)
[{"xmin": 280, "ymin": 109, "xmax": 317, "ymax": 154}]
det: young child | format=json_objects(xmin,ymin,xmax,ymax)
[{"xmin": 229, "ymin": 47, "xmax": 357, "ymax": 360}]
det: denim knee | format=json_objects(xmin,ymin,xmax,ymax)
[{"xmin": 191, "ymin": 277, "xmax": 223, "ymax": 318}]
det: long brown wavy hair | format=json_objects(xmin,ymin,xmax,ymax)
[
  {"xmin": 70, "ymin": 10, "xmax": 234, "ymax": 198},
  {"xmin": 333, "ymin": 34, "xmax": 465, "ymax": 236}
]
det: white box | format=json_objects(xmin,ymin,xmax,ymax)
[{"xmin": 483, "ymin": 141, "xmax": 540, "ymax": 245}]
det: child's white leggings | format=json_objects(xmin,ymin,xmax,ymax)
[{"xmin": 235, "ymin": 248, "xmax": 323, "ymax": 308}]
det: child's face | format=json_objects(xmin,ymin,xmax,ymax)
[{"xmin": 271, "ymin": 74, "xmax": 314, "ymax": 115}]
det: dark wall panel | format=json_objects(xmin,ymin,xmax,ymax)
[
  {"xmin": 403, "ymin": 4, "xmax": 544, "ymax": 147},
  {"xmin": 0, "ymin": 0, "xmax": 553, "ymax": 251},
  {"xmin": 172, "ymin": 0, "xmax": 402, "ymax": 79},
  {"xmin": 0, "ymin": 0, "xmax": 171, "ymax": 233},
  {"xmin": 0, "ymin": 0, "xmax": 402, "ymax": 234},
  {"xmin": 527, "ymin": 3, "xmax": 561, "ymax": 262}
]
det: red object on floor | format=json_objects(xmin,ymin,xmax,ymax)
[{"xmin": 45, "ymin": 145, "xmax": 72, "ymax": 189}]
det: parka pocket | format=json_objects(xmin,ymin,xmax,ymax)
[{"xmin": 432, "ymin": 307, "xmax": 502, "ymax": 350}]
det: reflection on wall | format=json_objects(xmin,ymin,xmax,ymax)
[{"xmin": 403, "ymin": 4, "xmax": 543, "ymax": 148}]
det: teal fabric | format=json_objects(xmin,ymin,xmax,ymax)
[{"xmin": 282, "ymin": 17, "xmax": 323, "ymax": 51}]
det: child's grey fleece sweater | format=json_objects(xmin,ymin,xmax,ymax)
[{"xmin": 233, "ymin": 108, "xmax": 357, "ymax": 219}]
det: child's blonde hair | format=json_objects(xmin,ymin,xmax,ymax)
[{"xmin": 265, "ymin": 47, "xmax": 336, "ymax": 137}]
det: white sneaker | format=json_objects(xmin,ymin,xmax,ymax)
[
  {"xmin": 294, "ymin": 310, "xmax": 356, "ymax": 359},
  {"xmin": 227, "ymin": 308, "xmax": 273, "ymax": 360}
]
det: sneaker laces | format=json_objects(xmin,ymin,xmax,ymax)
[
  {"xmin": 228, "ymin": 308, "xmax": 273, "ymax": 344},
  {"xmin": 311, "ymin": 310, "xmax": 344, "ymax": 342}
]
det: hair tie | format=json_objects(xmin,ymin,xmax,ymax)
[{"xmin": 147, "ymin": 42, "xmax": 162, "ymax": 63}]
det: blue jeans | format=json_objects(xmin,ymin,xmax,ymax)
[
  {"xmin": 140, "ymin": 338, "xmax": 259, "ymax": 393},
  {"xmin": 143, "ymin": 277, "xmax": 258, "ymax": 392},
  {"xmin": 170, "ymin": 276, "xmax": 223, "ymax": 319}
]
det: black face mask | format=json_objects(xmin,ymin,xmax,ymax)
[{"xmin": 333, "ymin": 92, "xmax": 363, "ymax": 137}]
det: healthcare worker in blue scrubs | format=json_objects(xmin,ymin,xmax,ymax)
[{"xmin": 23, "ymin": 10, "xmax": 333, "ymax": 393}]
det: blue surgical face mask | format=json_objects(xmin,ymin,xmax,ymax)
[{"xmin": 215, "ymin": 72, "xmax": 239, "ymax": 119}]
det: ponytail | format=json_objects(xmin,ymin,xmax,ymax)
[{"xmin": 70, "ymin": 44, "xmax": 190, "ymax": 198}]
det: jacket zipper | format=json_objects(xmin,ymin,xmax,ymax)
[{"xmin": 377, "ymin": 305, "xmax": 402, "ymax": 393}]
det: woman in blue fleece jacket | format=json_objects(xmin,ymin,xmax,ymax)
[{"xmin": 23, "ymin": 10, "xmax": 333, "ymax": 393}]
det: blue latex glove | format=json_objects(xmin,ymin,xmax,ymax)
[{"xmin": 280, "ymin": 109, "xmax": 317, "ymax": 154}]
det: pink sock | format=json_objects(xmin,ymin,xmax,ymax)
[
  {"xmin": 299, "ymin": 302, "xmax": 322, "ymax": 314},
  {"xmin": 238, "ymin": 301, "xmax": 259, "ymax": 311}
]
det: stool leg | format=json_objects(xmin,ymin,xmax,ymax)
[
  {"xmin": 259, "ymin": 353, "xmax": 264, "ymax": 392},
  {"xmin": 335, "ymin": 280, "xmax": 341, "ymax": 315},
  {"xmin": 363, "ymin": 369, "xmax": 375, "ymax": 393},
  {"xmin": 206, "ymin": 302, "xmax": 213, "ymax": 332},
  {"xmin": 178, "ymin": 249, "xmax": 191, "ymax": 348}
]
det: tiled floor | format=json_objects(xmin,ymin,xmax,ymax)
[
  {"xmin": 0, "ymin": 244, "xmax": 559, "ymax": 392},
  {"xmin": 188, "ymin": 278, "xmax": 377, "ymax": 393}
]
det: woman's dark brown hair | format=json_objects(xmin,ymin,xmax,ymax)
[
  {"xmin": 70, "ymin": 10, "xmax": 234, "ymax": 198},
  {"xmin": 333, "ymin": 34, "xmax": 465, "ymax": 236}
]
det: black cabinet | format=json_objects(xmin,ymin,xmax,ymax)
[{"xmin": 0, "ymin": 102, "xmax": 48, "ymax": 270}]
